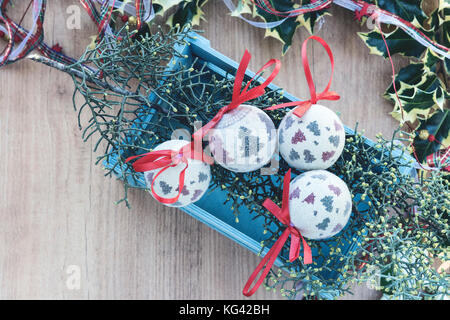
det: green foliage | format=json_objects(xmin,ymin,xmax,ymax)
[
  {"xmin": 147, "ymin": 0, "xmax": 450, "ymax": 165},
  {"xmin": 253, "ymin": 0, "xmax": 302, "ymax": 55},
  {"xmin": 167, "ymin": 0, "xmax": 209, "ymax": 27},
  {"xmin": 46, "ymin": 26, "xmax": 449, "ymax": 300},
  {"xmin": 358, "ymin": 26, "xmax": 431, "ymax": 58},
  {"xmin": 358, "ymin": 1, "xmax": 449, "ymax": 163},
  {"xmin": 413, "ymin": 109, "xmax": 450, "ymax": 162},
  {"xmin": 384, "ymin": 49, "xmax": 448, "ymax": 124},
  {"xmin": 376, "ymin": 0, "xmax": 428, "ymax": 26}
]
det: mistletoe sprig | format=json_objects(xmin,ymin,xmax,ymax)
[{"xmin": 32, "ymin": 25, "xmax": 448, "ymax": 300}]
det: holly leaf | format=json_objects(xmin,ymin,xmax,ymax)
[
  {"xmin": 252, "ymin": 0, "xmax": 302, "ymax": 55},
  {"xmin": 358, "ymin": 26, "xmax": 432, "ymax": 59},
  {"xmin": 440, "ymin": 17, "xmax": 450, "ymax": 75},
  {"xmin": 421, "ymin": 48, "xmax": 441, "ymax": 72},
  {"xmin": 295, "ymin": 0, "xmax": 330, "ymax": 34},
  {"xmin": 167, "ymin": 0, "xmax": 208, "ymax": 27},
  {"xmin": 438, "ymin": 0, "xmax": 450, "ymax": 12},
  {"xmin": 152, "ymin": 0, "xmax": 185, "ymax": 15},
  {"xmin": 384, "ymin": 49, "xmax": 449, "ymax": 124},
  {"xmin": 375, "ymin": 0, "xmax": 428, "ymax": 27},
  {"xmin": 230, "ymin": 0, "xmax": 253, "ymax": 17},
  {"xmin": 413, "ymin": 109, "xmax": 450, "ymax": 162},
  {"xmin": 426, "ymin": 3, "xmax": 450, "ymax": 75}
]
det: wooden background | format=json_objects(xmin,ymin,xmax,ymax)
[{"xmin": 0, "ymin": 1, "xmax": 408, "ymax": 300}]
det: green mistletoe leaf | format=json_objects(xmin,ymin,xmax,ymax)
[
  {"xmin": 358, "ymin": 26, "xmax": 432, "ymax": 59},
  {"xmin": 413, "ymin": 109, "xmax": 450, "ymax": 162}
]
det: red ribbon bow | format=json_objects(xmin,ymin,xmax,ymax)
[
  {"xmin": 126, "ymin": 141, "xmax": 213, "ymax": 205},
  {"xmin": 354, "ymin": 2, "xmax": 377, "ymax": 21},
  {"xmin": 243, "ymin": 169, "xmax": 312, "ymax": 297},
  {"xmin": 126, "ymin": 50, "xmax": 280, "ymax": 204},
  {"xmin": 192, "ymin": 50, "xmax": 281, "ymax": 143},
  {"xmin": 265, "ymin": 35, "xmax": 340, "ymax": 118}
]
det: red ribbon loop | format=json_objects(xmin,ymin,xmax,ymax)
[
  {"xmin": 126, "ymin": 141, "xmax": 213, "ymax": 205},
  {"xmin": 265, "ymin": 35, "xmax": 339, "ymax": 118},
  {"xmin": 192, "ymin": 50, "xmax": 281, "ymax": 142},
  {"xmin": 243, "ymin": 169, "xmax": 312, "ymax": 297}
]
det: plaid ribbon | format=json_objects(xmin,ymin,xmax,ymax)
[
  {"xmin": 135, "ymin": 0, "xmax": 142, "ymax": 29},
  {"xmin": 249, "ymin": 0, "xmax": 450, "ymax": 59},
  {"xmin": 1, "ymin": 0, "xmax": 155, "ymax": 68},
  {"xmin": 0, "ymin": 0, "xmax": 79, "ymax": 67},
  {"xmin": 0, "ymin": 0, "xmax": 46, "ymax": 66},
  {"xmin": 80, "ymin": 0, "xmax": 102, "ymax": 26},
  {"xmin": 426, "ymin": 148, "xmax": 450, "ymax": 172}
]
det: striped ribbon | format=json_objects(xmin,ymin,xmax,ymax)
[
  {"xmin": 0, "ymin": 0, "xmax": 45, "ymax": 66},
  {"xmin": 240, "ymin": 0, "xmax": 450, "ymax": 60},
  {"xmin": 0, "ymin": 0, "xmax": 155, "ymax": 68},
  {"xmin": 426, "ymin": 147, "xmax": 450, "ymax": 172}
]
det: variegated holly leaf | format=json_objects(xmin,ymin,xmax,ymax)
[
  {"xmin": 375, "ymin": 0, "xmax": 428, "ymax": 27},
  {"xmin": 384, "ymin": 48, "xmax": 448, "ymax": 121},
  {"xmin": 421, "ymin": 48, "xmax": 441, "ymax": 71},
  {"xmin": 167, "ymin": 0, "xmax": 208, "ymax": 27},
  {"xmin": 152, "ymin": 0, "xmax": 185, "ymax": 14},
  {"xmin": 252, "ymin": 0, "xmax": 303, "ymax": 55},
  {"xmin": 391, "ymin": 87, "xmax": 447, "ymax": 124},
  {"xmin": 358, "ymin": 25, "xmax": 433, "ymax": 59},
  {"xmin": 440, "ymin": 16, "xmax": 450, "ymax": 75},
  {"xmin": 413, "ymin": 109, "xmax": 450, "ymax": 163},
  {"xmin": 295, "ymin": 0, "xmax": 330, "ymax": 35},
  {"xmin": 426, "ymin": 3, "xmax": 450, "ymax": 75},
  {"xmin": 230, "ymin": 0, "xmax": 253, "ymax": 17}
]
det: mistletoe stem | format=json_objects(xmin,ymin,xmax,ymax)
[{"xmin": 27, "ymin": 54, "xmax": 167, "ymax": 113}]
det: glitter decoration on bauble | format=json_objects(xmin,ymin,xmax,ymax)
[
  {"xmin": 208, "ymin": 104, "xmax": 277, "ymax": 173},
  {"xmin": 144, "ymin": 139, "xmax": 211, "ymax": 207},
  {"xmin": 288, "ymin": 169, "xmax": 352, "ymax": 240},
  {"xmin": 278, "ymin": 104, "xmax": 345, "ymax": 170}
]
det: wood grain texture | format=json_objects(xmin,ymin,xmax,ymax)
[{"xmin": 0, "ymin": 0, "xmax": 407, "ymax": 300}]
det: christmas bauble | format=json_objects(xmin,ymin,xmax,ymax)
[
  {"xmin": 208, "ymin": 104, "xmax": 277, "ymax": 172},
  {"xmin": 278, "ymin": 104, "xmax": 345, "ymax": 170},
  {"xmin": 289, "ymin": 170, "xmax": 352, "ymax": 240},
  {"xmin": 144, "ymin": 139, "xmax": 211, "ymax": 207}
]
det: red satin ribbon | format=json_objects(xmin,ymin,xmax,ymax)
[
  {"xmin": 126, "ymin": 141, "xmax": 213, "ymax": 204},
  {"xmin": 127, "ymin": 50, "xmax": 279, "ymax": 204},
  {"xmin": 243, "ymin": 169, "xmax": 312, "ymax": 297},
  {"xmin": 192, "ymin": 50, "xmax": 281, "ymax": 143},
  {"xmin": 265, "ymin": 35, "xmax": 340, "ymax": 118}
]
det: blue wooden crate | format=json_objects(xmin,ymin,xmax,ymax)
[{"xmin": 104, "ymin": 32, "xmax": 416, "ymax": 298}]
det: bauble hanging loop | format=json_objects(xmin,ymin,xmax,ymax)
[
  {"xmin": 266, "ymin": 35, "xmax": 345, "ymax": 170},
  {"xmin": 192, "ymin": 50, "xmax": 281, "ymax": 173},
  {"xmin": 126, "ymin": 139, "xmax": 213, "ymax": 207},
  {"xmin": 278, "ymin": 104, "xmax": 346, "ymax": 170}
]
